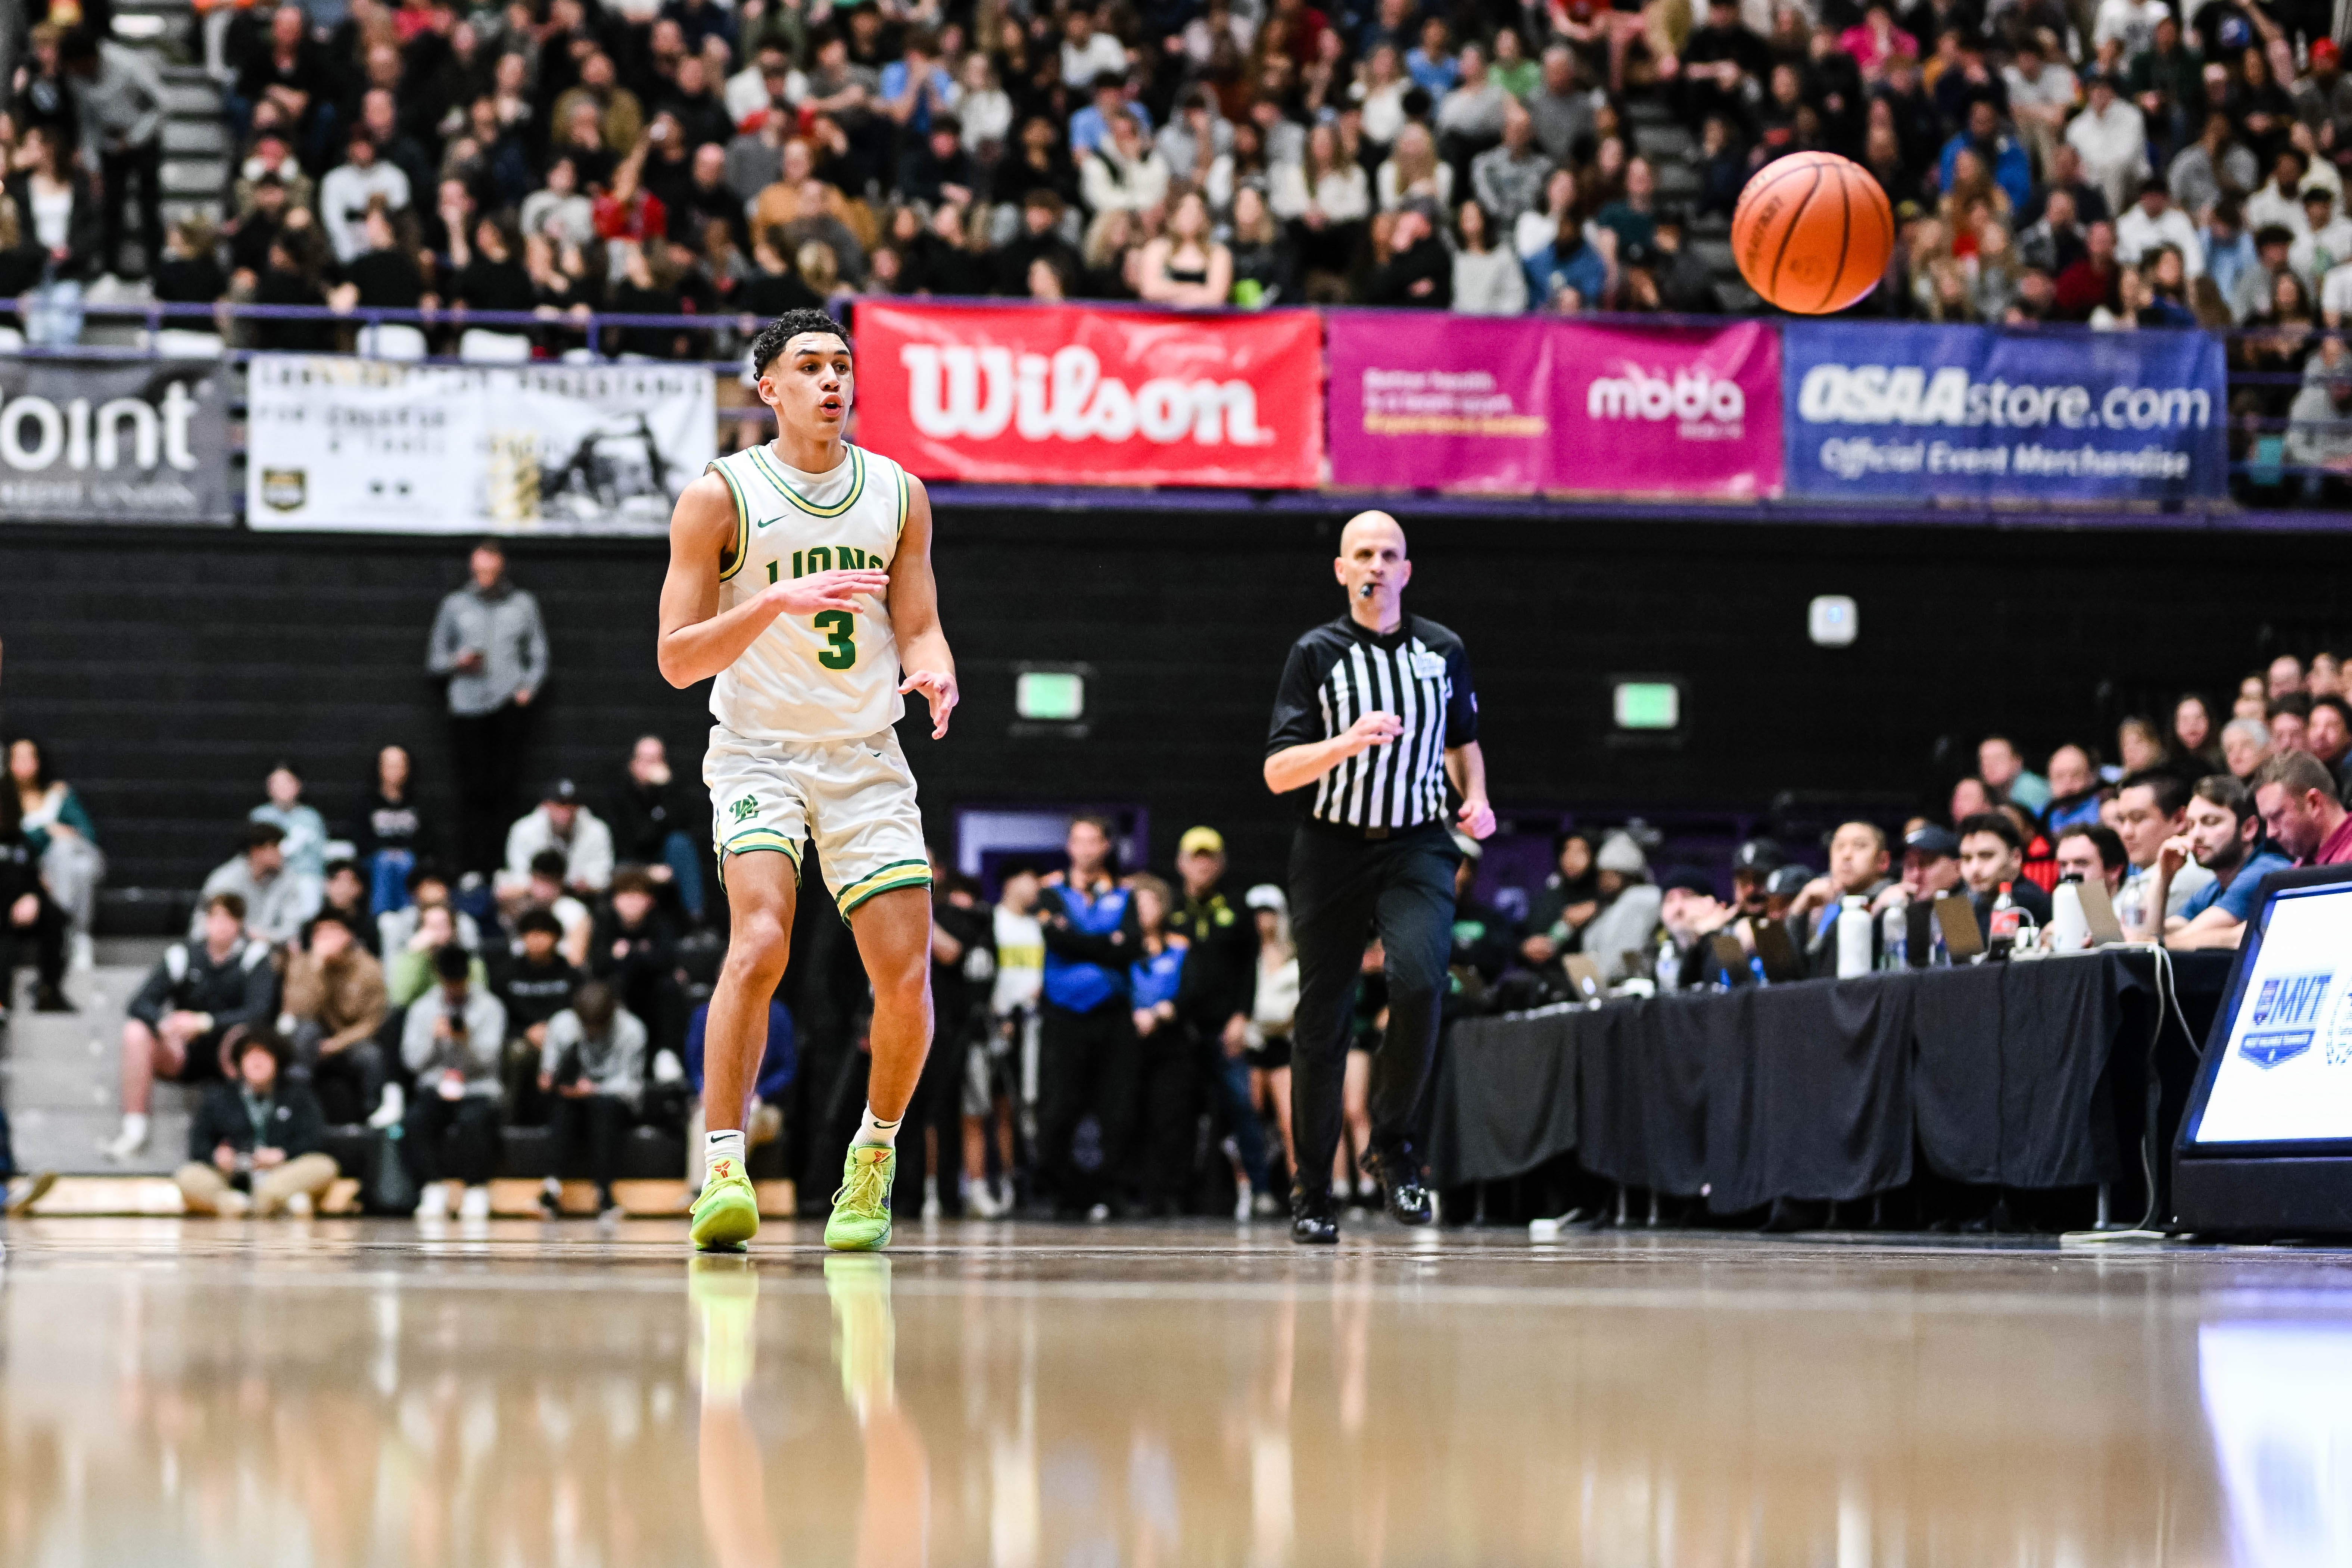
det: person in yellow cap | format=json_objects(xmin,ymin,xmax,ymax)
[{"xmin": 1150, "ymin": 825, "xmax": 1264, "ymax": 1215}]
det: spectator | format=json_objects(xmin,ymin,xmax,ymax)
[
  {"xmin": 1470, "ymin": 100, "xmax": 1548, "ymax": 230},
  {"xmin": 1162, "ymin": 827, "xmax": 1262, "ymax": 1213},
  {"xmin": 318, "ymin": 128, "xmax": 411, "ymax": 263},
  {"xmin": 1271, "ymin": 120, "xmax": 1370, "ymax": 284},
  {"xmin": 2290, "ymin": 186, "xmax": 2352, "ymax": 292},
  {"xmin": 4, "ymin": 125, "xmax": 100, "ymax": 282},
  {"xmin": 1528, "ymin": 44, "xmax": 1599, "ymax": 164},
  {"xmin": 1405, "ymin": 16, "xmax": 1460, "ymax": 95},
  {"xmin": 500, "ymin": 779, "xmax": 616, "ymax": 907},
  {"xmin": 1376, "ymin": 122, "xmax": 1452, "ymax": 212},
  {"xmin": 250, "ymin": 763, "xmax": 329, "ymax": 883},
  {"xmin": 1785, "ymin": 821, "xmax": 1893, "ymax": 972},
  {"xmin": 2003, "ymin": 35, "xmax": 2077, "ymax": 174},
  {"xmin": 1596, "ymin": 157, "xmax": 1660, "ymax": 256},
  {"xmin": 174, "ymin": 1032, "xmax": 340, "ymax": 1219},
  {"xmin": 1979, "ymin": 735, "xmax": 2051, "ymax": 811},
  {"xmin": 1940, "ymin": 100, "xmax": 2034, "ymax": 214},
  {"xmin": 2270, "ymin": 693, "xmax": 2313, "ymax": 754},
  {"xmin": 536, "ymin": 979, "xmax": 651, "ymax": 1220},
  {"xmin": 2041, "ymin": 744, "xmax": 2105, "ymax": 832},
  {"xmin": 2172, "ymin": 693, "xmax": 2223, "ymax": 772},
  {"xmin": 1435, "ymin": 43, "xmax": 1510, "ymax": 168},
  {"xmin": 1450, "ymin": 199, "xmax": 1527, "ymax": 314},
  {"xmin": 2268, "ymin": 654, "xmax": 2308, "ymax": 699},
  {"xmin": 2168, "ymin": 112, "xmax": 2256, "ymax": 226},
  {"xmin": 2306, "ymin": 695, "xmax": 2352, "ymax": 797},
  {"xmin": 195, "ymin": 822, "xmax": 322, "ymax": 947},
  {"xmin": 2116, "ymin": 177, "xmax": 2205, "ymax": 274},
  {"xmin": 1673, "ymin": 0, "xmax": 1773, "ymax": 127},
  {"xmin": 379, "ymin": 861, "xmax": 480, "ymax": 960},
  {"xmin": 2220, "ymin": 714, "xmax": 2273, "ymax": 781},
  {"xmin": 1579, "ymin": 832, "xmax": 1662, "ymax": 985},
  {"xmin": 1080, "ymin": 109, "xmax": 1172, "ymax": 215},
  {"xmin": 60, "ymin": 26, "xmax": 166, "ymax": 279},
  {"xmin": 1228, "ymin": 185, "xmax": 1302, "ymax": 306},
  {"xmin": 683, "ymin": 987, "xmax": 793, "ymax": 1193},
  {"xmin": 1367, "ymin": 200, "xmax": 1451, "ymax": 306},
  {"xmin": 1525, "ymin": 200, "xmax": 1610, "ymax": 311},
  {"xmin": 280, "ymin": 913, "xmax": 393, "ymax": 1127},
  {"xmin": 2246, "ymin": 148, "xmax": 2315, "ymax": 240},
  {"xmin": 387, "ymin": 901, "xmax": 490, "ymax": 1008},
  {"xmin": 1060, "ymin": 12, "xmax": 1130, "ymax": 91},
  {"xmin": 427, "ymin": 538, "xmax": 548, "ymax": 877},
  {"xmin": 2054, "ymin": 823, "xmax": 2130, "ymax": 897},
  {"xmin": 2252, "ymin": 750, "xmax": 2352, "ymax": 864},
  {"xmin": 1955, "ymin": 810, "xmax": 2055, "ymax": 937},
  {"xmin": 110, "ymin": 892, "xmax": 278, "ymax": 1162},
  {"xmin": 2066, "ymin": 72, "xmax": 2150, "ymax": 219},
  {"xmin": 2159, "ymin": 775, "xmax": 2295, "ymax": 949},
  {"xmin": 317, "ymin": 859, "xmax": 371, "ymax": 941},
  {"xmin": 509, "ymin": 848, "xmax": 595, "ymax": 966},
  {"xmin": 402, "ymin": 942, "xmax": 507, "ymax": 1220},
  {"xmin": 493, "ymin": 906, "xmax": 584, "ymax": 1112},
  {"xmin": 589, "ymin": 866, "xmax": 683, "ymax": 1050},
  {"xmin": 1036, "ymin": 816, "xmax": 1141, "ymax": 1219},
  {"xmin": 8, "ymin": 735, "xmax": 102, "ymax": 958},
  {"xmin": 2284, "ymin": 336, "xmax": 2352, "ymax": 499},
  {"xmin": 1122, "ymin": 873, "xmax": 1192, "ymax": 1214},
  {"xmin": 611, "ymin": 735, "xmax": 704, "ymax": 922},
  {"xmin": 357, "ymin": 743, "xmax": 431, "ymax": 920},
  {"xmin": 1135, "ymin": 187, "xmax": 1232, "ymax": 306},
  {"xmin": 2116, "ymin": 715, "xmax": 2171, "ymax": 776},
  {"xmin": 2113, "ymin": 768, "xmax": 2215, "ymax": 935},
  {"xmin": 152, "ymin": 215, "xmax": 228, "ymax": 305},
  {"xmin": 0, "ymin": 784, "xmax": 71, "ymax": 1017},
  {"xmin": 1889, "ymin": 823, "xmax": 1965, "ymax": 905}
]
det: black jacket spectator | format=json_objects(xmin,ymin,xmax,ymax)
[
  {"xmin": 187, "ymin": 1077, "xmax": 327, "ymax": 1161},
  {"xmin": 345, "ymin": 243, "xmax": 427, "ymax": 309},
  {"xmin": 1165, "ymin": 884, "xmax": 1257, "ymax": 1035},
  {"xmin": 610, "ymin": 770, "xmax": 697, "ymax": 869},
  {"xmin": 1366, "ymin": 227, "xmax": 1452, "ymax": 306},
  {"xmin": 128, "ymin": 936, "xmax": 278, "ymax": 1038}
]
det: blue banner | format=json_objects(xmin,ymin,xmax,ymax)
[{"xmin": 1782, "ymin": 321, "xmax": 2228, "ymax": 502}]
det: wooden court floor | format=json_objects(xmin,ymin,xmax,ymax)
[{"xmin": 2, "ymin": 1217, "xmax": 2349, "ymax": 1567}]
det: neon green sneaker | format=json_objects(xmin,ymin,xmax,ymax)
[
  {"xmin": 688, "ymin": 1255, "xmax": 759, "ymax": 1404},
  {"xmin": 689, "ymin": 1157, "xmax": 760, "ymax": 1252},
  {"xmin": 824, "ymin": 1143, "xmax": 895, "ymax": 1251}
]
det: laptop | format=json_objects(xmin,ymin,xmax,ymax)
[
  {"xmin": 1750, "ymin": 916, "xmax": 1807, "ymax": 983},
  {"xmin": 1934, "ymin": 891, "xmax": 1986, "ymax": 961},
  {"xmin": 1708, "ymin": 931, "xmax": 1752, "ymax": 985},
  {"xmin": 2077, "ymin": 877, "xmax": 2129, "ymax": 946},
  {"xmin": 1561, "ymin": 954, "xmax": 1608, "ymax": 1003}
]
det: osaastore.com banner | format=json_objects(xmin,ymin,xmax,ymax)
[
  {"xmin": 1783, "ymin": 321, "xmax": 2228, "ymax": 502},
  {"xmin": 245, "ymin": 355, "xmax": 715, "ymax": 533}
]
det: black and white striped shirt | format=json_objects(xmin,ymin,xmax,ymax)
[{"xmin": 1266, "ymin": 615, "xmax": 1479, "ymax": 833}]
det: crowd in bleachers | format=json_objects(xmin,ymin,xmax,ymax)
[
  {"xmin": 8, "ymin": 0, "xmax": 2352, "ymax": 336},
  {"xmin": 9, "ymin": 610, "xmax": 2352, "ymax": 1221}
]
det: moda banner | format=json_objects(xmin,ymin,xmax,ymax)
[
  {"xmin": 0, "ymin": 355, "xmax": 233, "ymax": 523},
  {"xmin": 852, "ymin": 300, "xmax": 1324, "ymax": 488},
  {"xmin": 246, "ymin": 355, "xmax": 715, "ymax": 533},
  {"xmin": 1783, "ymin": 321, "xmax": 2229, "ymax": 501},
  {"xmin": 1325, "ymin": 314, "xmax": 1784, "ymax": 496}
]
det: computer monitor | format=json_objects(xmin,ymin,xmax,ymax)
[{"xmin": 2173, "ymin": 866, "xmax": 2352, "ymax": 1237}]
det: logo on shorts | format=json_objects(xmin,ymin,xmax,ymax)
[{"xmin": 730, "ymin": 798, "xmax": 760, "ymax": 823}]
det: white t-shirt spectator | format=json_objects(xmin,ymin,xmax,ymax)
[
  {"xmin": 2318, "ymin": 260, "xmax": 2352, "ymax": 324},
  {"xmin": 2246, "ymin": 178, "xmax": 2313, "ymax": 241},
  {"xmin": 1268, "ymin": 159, "xmax": 1371, "ymax": 222},
  {"xmin": 2065, "ymin": 99, "xmax": 2151, "ymax": 218},
  {"xmin": 1356, "ymin": 78, "xmax": 1411, "ymax": 147},
  {"xmin": 2093, "ymin": 0, "xmax": 2169, "ymax": 57},
  {"xmin": 500, "ymin": 805, "xmax": 616, "ymax": 896},
  {"xmin": 2116, "ymin": 200, "xmax": 2206, "ymax": 274},
  {"xmin": 1081, "ymin": 139, "xmax": 1172, "ymax": 212},
  {"xmin": 2002, "ymin": 59, "xmax": 2078, "ymax": 119},
  {"xmin": 725, "ymin": 63, "xmax": 806, "ymax": 127},
  {"xmin": 317, "ymin": 159, "xmax": 411, "ymax": 263},
  {"xmin": 2290, "ymin": 217, "xmax": 2352, "ymax": 290},
  {"xmin": 1061, "ymin": 30, "xmax": 1128, "ymax": 89}
]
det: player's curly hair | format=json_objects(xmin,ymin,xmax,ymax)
[{"xmin": 749, "ymin": 309, "xmax": 852, "ymax": 378}]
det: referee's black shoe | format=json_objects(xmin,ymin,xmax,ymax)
[
  {"xmin": 1290, "ymin": 1187, "xmax": 1339, "ymax": 1246},
  {"xmin": 1365, "ymin": 1145, "xmax": 1434, "ymax": 1226}
]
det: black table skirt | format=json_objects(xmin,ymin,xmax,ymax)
[{"xmin": 1430, "ymin": 951, "xmax": 2231, "ymax": 1212}]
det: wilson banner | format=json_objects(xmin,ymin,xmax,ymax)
[{"xmin": 851, "ymin": 301, "xmax": 1324, "ymax": 488}]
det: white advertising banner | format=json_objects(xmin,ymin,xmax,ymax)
[{"xmin": 245, "ymin": 355, "xmax": 716, "ymax": 534}]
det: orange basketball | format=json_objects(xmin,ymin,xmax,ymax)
[{"xmin": 1731, "ymin": 152, "xmax": 1894, "ymax": 315}]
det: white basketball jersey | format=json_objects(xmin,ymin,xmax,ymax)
[{"xmin": 707, "ymin": 442, "xmax": 909, "ymax": 743}]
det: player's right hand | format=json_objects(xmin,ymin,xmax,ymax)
[
  {"xmin": 763, "ymin": 567, "xmax": 891, "ymax": 617},
  {"xmin": 1342, "ymin": 711, "xmax": 1406, "ymax": 753}
]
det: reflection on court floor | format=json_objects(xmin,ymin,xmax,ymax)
[{"xmin": 3, "ymin": 1220, "xmax": 2349, "ymax": 1565}]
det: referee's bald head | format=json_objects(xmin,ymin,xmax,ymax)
[{"xmin": 1339, "ymin": 510, "xmax": 1408, "ymax": 557}]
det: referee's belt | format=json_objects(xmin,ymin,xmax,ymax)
[{"xmin": 1298, "ymin": 817, "xmax": 1444, "ymax": 844}]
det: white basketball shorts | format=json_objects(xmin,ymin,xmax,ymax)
[{"xmin": 704, "ymin": 724, "xmax": 931, "ymax": 915}]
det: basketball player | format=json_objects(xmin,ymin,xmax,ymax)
[
  {"xmin": 658, "ymin": 309, "xmax": 958, "ymax": 1253},
  {"xmin": 1264, "ymin": 511, "xmax": 1493, "ymax": 1244}
]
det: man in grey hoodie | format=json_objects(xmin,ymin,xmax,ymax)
[
  {"xmin": 427, "ymin": 538, "xmax": 549, "ymax": 877},
  {"xmin": 61, "ymin": 27, "xmax": 166, "ymax": 278}
]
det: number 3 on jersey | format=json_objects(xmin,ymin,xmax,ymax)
[
  {"xmin": 761, "ymin": 559, "xmax": 858, "ymax": 671},
  {"xmin": 814, "ymin": 610, "xmax": 857, "ymax": 670}
]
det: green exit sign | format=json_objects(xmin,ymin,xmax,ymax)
[
  {"xmin": 1613, "ymin": 681, "xmax": 1680, "ymax": 731},
  {"xmin": 1016, "ymin": 670, "xmax": 1086, "ymax": 722}
]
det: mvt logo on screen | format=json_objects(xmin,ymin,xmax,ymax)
[{"xmin": 2240, "ymin": 972, "xmax": 2334, "ymax": 1068}]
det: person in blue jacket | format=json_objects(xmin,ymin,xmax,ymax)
[
  {"xmin": 1125, "ymin": 875, "xmax": 1193, "ymax": 1215},
  {"xmin": 1036, "ymin": 816, "xmax": 1143, "ymax": 1218}
]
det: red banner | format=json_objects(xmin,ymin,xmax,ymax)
[{"xmin": 852, "ymin": 301, "xmax": 1324, "ymax": 488}]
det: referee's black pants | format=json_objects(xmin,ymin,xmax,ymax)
[{"xmin": 1287, "ymin": 822, "xmax": 1458, "ymax": 1201}]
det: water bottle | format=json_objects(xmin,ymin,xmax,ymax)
[
  {"xmin": 1837, "ymin": 895, "xmax": 1873, "ymax": 977},
  {"xmin": 1988, "ymin": 882, "xmax": 2020, "ymax": 956},
  {"xmin": 1929, "ymin": 896, "xmax": 1951, "ymax": 966},
  {"xmin": 2050, "ymin": 877, "xmax": 2089, "ymax": 951},
  {"xmin": 1881, "ymin": 900, "xmax": 1908, "ymax": 970}
]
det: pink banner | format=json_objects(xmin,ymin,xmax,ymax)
[{"xmin": 1326, "ymin": 314, "xmax": 1784, "ymax": 498}]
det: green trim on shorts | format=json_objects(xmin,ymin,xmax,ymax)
[
  {"xmin": 836, "ymin": 861, "xmax": 931, "ymax": 917},
  {"xmin": 714, "ymin": 829, "xmax": 802, "ymax": 891}
]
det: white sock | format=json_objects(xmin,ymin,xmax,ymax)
[
  {"xmin": 856, "ymin": 1105, "xmax": 903, "ymax": 1148},
  {"xmin": 705, "ymin": 1128, "xmax": 747, "ymax": 1179},
  {"xmin": 118, "ymin": 1113, "xmax": 149, "ymax": 1142}
]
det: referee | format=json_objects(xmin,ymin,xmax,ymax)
[{"xmin": 1263, "ymin": 511, "xmax": 1493, "ymax": 1244}]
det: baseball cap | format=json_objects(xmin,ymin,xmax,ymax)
[
  {"xmin": 2315, "ymin": 37, "xmax": 2340, "ymax": 66},
  {"xmin": 1730, "ymin": 838, "xmax": 1785, "ymax": 876},
  {"xmin": 1766, "ymin": 864, "xmax": 1813, "ymax": 900},
  {"xmin": 1659, "ymin": 867, "xmax": 1715, "ymax": 897},
  {"xmin": 1596, "ymin": 832, "xmax": 1648, "ymax": 875},
  {"xmin": 1178, "ymin": 825, "xmax": 1225, "ymax": 856},
  {"xmin": 1904, "ymin": 824, "xmax": 1960, "ymax": 859},
  {"xmin": 1244, "ymin": 883, "xmax": 1287, "ymax": 913},
  {"xmin": 543, "ymin": 778, "xmax": 581, "ymax": 805}
]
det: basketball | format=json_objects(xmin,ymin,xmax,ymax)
[{"xmin": 1732, "ymin": 152, "xmax": 1895, "ymax": 315}]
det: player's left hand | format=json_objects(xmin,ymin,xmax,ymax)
[
  {"xmin": 1457, "ymin": 796, "xmax": 1497, "ymax": 841},
  {"xmin": 899, "ymin": 670, "xmax": 958, "ymax": 738}
]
